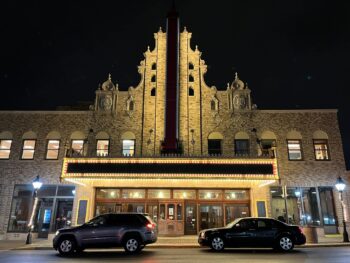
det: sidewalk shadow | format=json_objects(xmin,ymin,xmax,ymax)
[
  {"xmin": 201, "ymin": 248, "xmax": 305, "ymax": 254},
  {"xmin": 54, "ymin": 250, "xmax": 156, "ymax": 259}
]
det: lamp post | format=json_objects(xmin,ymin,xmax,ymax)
[
  {"xmin": 26, "ymin": 175, "xmax": 42, "ymax": 244},
  {"xmin": 335, "ymin": 176, "xmax": 349, "ymax": 242}
]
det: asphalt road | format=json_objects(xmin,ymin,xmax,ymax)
[{"xmin": 0, "ymin": 247, "xmax": 349, "ymax": 263}]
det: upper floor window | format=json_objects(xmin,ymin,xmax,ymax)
[
  {"xmin": 287, "ymin": 140, "xmax": 303, "ymax": 160},
  {"xmin": 122, "ymin": 139, "xmax": 135, "ymax": 156},
  {"xmin": 151, "ymin": 63, "xmax": 157, "ymax": 70},
  {"xmin": 129, "ymin": 101, "xmax": 134, "ymax": 111},
  {"xmin": 97, "ymin": 140, "xmax": 109, "ymax": 157},
  {"xmin": 151, "ymin": 75, "xmax": 156, "ymax": 82},
  {"xmin": 210, "ymin": 100, "xmax": 216, "ymax": 111},
  {"xmin": 189, "ymin": 75, "xmax": 194, "ymax": 82},
  {"xmin": 151, "ymin": 88, "xmax": 156, "ymax": 96},
  {"xmin": 189, "ymin": 63, "xmax": 194, "ymax": 70},
  {"xmin": 188, "ymin": 87, "xmax": 194, "ymax": 96},
  {"xmin": 71, "ymin": 140, "xmax": 84, "ymax": 157},
  {"xmin": 260, "ymin": 139, "xmax": 276, "ymax": 158},
  {"xmin": 0, "ymin": 139, "xmax": 12, "ymax": 159},
  {"xmin": 235, "ymin": 139, "xmax": 249, "ymax": 156},
  {"xmin": 208, "ymin": 139, "xmax": 222, "ymax": 155},
  {"xmin": 46, "ymin": 140, "xmax": 60, "ymax": 160},
  {"xmin": 21, "ymin": 139, "xmax": 36, "ymax": 160},
  {"xmin": 313, "ymin": 139, "xmax": 330, "ymax": 160}
]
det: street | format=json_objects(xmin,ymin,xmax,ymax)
[{"xmin": 0, "ymin": 247, "xmax": 350, "ymax": 263}]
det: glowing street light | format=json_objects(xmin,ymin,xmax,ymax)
[
  {"xmin": 26, "ymin": 175, "xmax": 42, "ymax": 244},
  {"xmin": 335, "ymin": 176, "xmax": 349, "ymax": 243}
]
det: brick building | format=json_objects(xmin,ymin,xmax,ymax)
[{"xmin": 0, "ymin": 9, "xmax": 349, "ymax": 240}]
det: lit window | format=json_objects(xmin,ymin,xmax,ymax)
[
  {"xmin": 71, "ymin": 140, "xmax": 84, "ymax": 156},
  {"xmin": 21, "ymin": 140, "xmax": 36, "ymax": 160},
  {"xmin": 46, "ymin": 140, "xmax": 60, "ymax": 160},
  {"xmin": 208, "ymin": 139, "xmax": 221, "ymax": 155},
  {"xmin": 234, "ymin": 139, "xmax": 249, "ymax": 156},
  {"xmin": 313, "ymin": 139, "xmax": 330, "ymax": 160},
  {"xmin": 122, "ymin": 139, "xmax": 135, "ymax": 156},
  {"xmin": 97, "ymin": 140, "xmax": 109, "ymax": 157},
  {"xmin": 287, "ymin": 140, "xmax": 302, "ymax": 160},
  {"xmin": 0, "ymin": 139, "xmax": 12, "ymax": 159}
]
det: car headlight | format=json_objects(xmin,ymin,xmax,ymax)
[{"xmin": 55, "ymin": 231, "xmax": 60, "ymax": 236}]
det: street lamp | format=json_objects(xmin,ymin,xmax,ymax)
[
  {"xmin": 26, "ymin": 175, "xmax": 42, "ymax": 244},
  {"xmin": 335, "ymin": 176, "xmax": 349, "ymax": 242}
]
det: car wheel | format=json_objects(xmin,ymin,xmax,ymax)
[
  {"xmin": 57, "ymin": 237, "xmax": 76, "ymax": 256},
  {"xmin": 123, "ymin": 236, "xmax": 141, "ymax": 254},
  {"xmin": 278, "ymin": 236, "xmax": 294, "ymax": 251},
  {"xmin": 211, "ymin": 236, "xmax": 225, "ymax": 251}
]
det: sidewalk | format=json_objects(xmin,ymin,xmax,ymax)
[{"xmin": 1, "ymin": 235, "xmax": 350, "ymax": 251}]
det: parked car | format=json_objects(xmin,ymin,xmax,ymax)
[
  {"xmin": 53, "ymin": 213, "xmax": 157, "ymax": 256},
  {"xmin": 198, "ymin": 217, "xmax": 306, "ymax": 252}
]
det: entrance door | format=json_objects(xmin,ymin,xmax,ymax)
[
  {"xmin": 37, "ymin": 198, "xmax": 54, "ymax": 238},
  {"xmin": 185, "ymin": 203, "xmax": 197, "ymax": 235},
  {"xmin": 158, "ymin": 201, "xmax": 184, "ymax": 235},
  {"xmin": 199, "ymin": 204, "xmax": 223, "ymax": 230},
  {"xmin": 53, "ymin": 199, "xmax": 73, "ymax": 231}
]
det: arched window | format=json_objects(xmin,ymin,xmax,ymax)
[
  {"xmin": 208, "ymin": 132, "xmax": 223, "ymax": 155},
  {"xmin": 188, "ymin": 87, "xmax": 194, "ymax": 96},
  {"xmin": 69, "ymin": 131, "xmax": 86, "ymax": 157},
  {"xmin": 96, "ymin": 131, "xmax": 110, "ymax": 157},
  {"xmin": 313, "ymin": 130, "xmax": 329, "ymax": 160},
  {"xmin": 21, "ymin": 131, "xmax": 37, "ymax": 160},
  {"xmin": 189, "ymin": 63, "xmax": 194, "ymax": 70},
  {"xmin": 211, "ymin": 100, "xmax": 216, "ymax": 111},
  {"xmin": 121, "ymin": 131, "xmax": 136, "ymax": 157},
  {"xmin": 189, "ymin": 75, "xmax": 194, "ymax": 82},
  {"xmin": 151, "ymin": 75, "xmax": 156, "ymax": 82},
  {"xmin": 260, "ymin": 130, "xmax": 277, "ymax": 157},
  {"xmin": 151, "ymin": 88, "xmax": 156, "ymax": 96},
  {"xmin": 0, "ymin": 131, "xmax": 13, "ymax": 159},
  {"xmin": 286, "ymin": 130, "xmax": 303, "ymax": 160},
  {"xmin": 151, "ymin": 63, "xmax": 157, "ymax": 70},
  {"xmin": 234, "ymin": 132, "xmax": 250, "ymax": 156},
  {"xmin": 46, "ymin": 131, "xmax": 61, "ymax": 160},
  {"xmin": 129, "ymin": 101, "xmax": 134, "ymax": 111}
]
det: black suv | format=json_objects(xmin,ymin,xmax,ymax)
[
  {"xmin": 198, "ymin": 217, "xmax": 306, "ymax": 251},
  {"xmin": 53, "ymin": 213, "xmax": 157, "ymax": 255}
]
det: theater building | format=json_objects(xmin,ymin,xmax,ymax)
[{"xmin": 0, "ymin": 9, "xmax": 349, "ymax": 239}]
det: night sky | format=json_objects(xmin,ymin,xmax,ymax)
[{"xmin": 1, "ymin": 0, "xmax": 350, "ymax": 169}]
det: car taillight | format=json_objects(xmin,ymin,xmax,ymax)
[
  {"xmin": 146, "ymin": 223, "xmax": 156, "ymax": 229},
  {"xmin": 298, "ymin": 226, "xmax": 303, "ymax": 233}
]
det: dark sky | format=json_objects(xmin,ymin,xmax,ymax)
[{"xmin": 1, "ymin": 0, "xmax": 350, "ymax": 169}]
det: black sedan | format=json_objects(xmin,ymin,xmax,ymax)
[{"xmin": 198, "ymin": 217, "xmax": 306, "ymax": 252}]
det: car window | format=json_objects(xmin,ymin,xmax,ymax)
[
  {"xmin": 88, "ymin": 215, "xmax": 107, "ymax": 226},
  {"xmin": 237, "ymin": 219, "xmax": 256, "ymax": 229},
  {"xmin": 257, "ymin": 220, "xmax": 268, "ymax": 228}
]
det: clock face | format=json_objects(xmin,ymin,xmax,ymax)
[{"xmin": 100, "ymin": 96, "xmax": 112, "ymax": 110}]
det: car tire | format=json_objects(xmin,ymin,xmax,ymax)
[
  {"xmin": 123, "ymin": 236, "xmax": 142, "ymax": 254},
  {"xmin": 277, "ymin": 235, "xmax": 294, "ymax": 252},
  {"xmin": 210, "ymin": 236, "xmax": 225, "ymax": 251},
  {"xmin": 57, "ymin": 237, "xmax": 76, "ymax": 256}
]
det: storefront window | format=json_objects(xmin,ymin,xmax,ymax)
[
  {"xmin": 319, "ymin": 187, "xmax": 336, "ymax": 225},
  {"xmin": 271, "ymin": 186, "xmax": 321, "ymax": 226},
  {"xmin": 96, "ymin": 203, "xmax": 121, "ymax": 216},
  {"xmin": 96, "ymin": 189, "xmax": 120, "ymax": 199},
  {"xmin": 8, "ymin": 185, "xmax": 33, "ymax": 232},
  {"xmin": 199, "ymin": 190, "xmax": 222, "ymax": 200},
  {"xmin": 224, "ymin": 190, "xmax": 249, "ymax": 200},
  {"xmin": 122, "ymin": 189, "xmax": 145, "ymax": 199},
  {"xmin": 148, "ymin": 189, "xmax": 171, "ymax": 199},
  {"xmin": 173, "ymin": 190, "xmax": 196, "ymax": 199}
]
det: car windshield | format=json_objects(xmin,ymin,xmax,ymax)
[{"xmin": 225, "ymin": 218, "xmax": 241, "ymax": 228}]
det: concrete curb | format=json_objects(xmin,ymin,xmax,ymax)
[{"xmin": 11, "ymin": 243, "xmax": 350, "ymax": 251}]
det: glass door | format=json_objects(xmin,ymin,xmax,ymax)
[
  {"xmin": 185, "ymin": 203, "xmax": 197, "ymax": 235},
  {"xmin": 53, "ymin": 199, "xmax": 73, "ymax": 231},
  {"xmin": 199, "ymin": 204, "xmax": 223, "ymax": 230},
  {"xmin": 158, "ymin": 201, "xmax": 184, "ymax": 235},
  {"xmin": 37, "ymin": 198, "xmax": 54, "ymax": 238}
]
